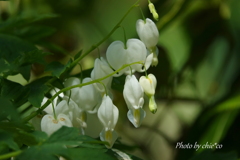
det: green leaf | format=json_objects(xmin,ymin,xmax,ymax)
[
  {"xmin": 0, "ymin": 129, "xmax": 19, "ymax": 151},
  {"xmin": 16, "ymin": 144, "xmax": 65, "ymax": 160},
  {"xmin": 45, "ymin": 61, "xmax": 71, "ymax": 78},
  {"xmin": 0, "ymin": 34, "xmax": 48, "ymax": 81},
  {"xmin": 0, "ymin": 59, "xmax": 10, "ymax": 73},
  {"xmin": 109, "ymin": 149, "xmax": 143, "ymax": 160},
  {"xmin": 0, "ymin": 122, "xmax": 38, "ymax": 146},
  {"xmin": 0, "ymin": 34, "xmax": 36, "ymax": 63},
  {"xmin": 25, "ymin": 77, "xmax": 50, "ymax": 107},
  {"xmin": 19, "ymin": 49, "xmax": 51, "ymax": 66},
  {"xmin": 0, "ymin": 97, "xmax": 20, "ymax": 121},
  {"xmin": 16, "ymin": 127, "xmax": 106, "ymax": 160},
  {"xmin": 189, "ymin": 150, "xmax": 238, "ymax": 160},
  {"xmin": 68, "ymin": 148, "xmax": 114, "ymax": 160}
]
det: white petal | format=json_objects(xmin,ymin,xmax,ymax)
[
  {"xmin": 123, "ymin": 75, "xmax": 144, "ymax": 110},
  {"xmin": 97, "ymin": 95, "xmax": 119, "ymax": 130},
  {"xmin": 125, "ymin": 39, "xmax": 147, "ymax": 72},
  {"xmin": 127, "ymin": 108, "xmax": 146, "ymax": 128},
  {"xmin": 106, "ymin": 41, "xmax": 128, "ymax": 76},
  {"xmin": 78, "ymin": 78, "xmax": 101, "ymax": 112},
  {"xmin": 91, "ymin": 57, "xmax": 113, "ymax": 92},
  {"xmin": 136, "ymin": 18, "xmax": 159, "ymax": 49},
  {"xmin": 41, "ymin": 114, "xmax": 72, "ymax": 136},
  {"xmin": 64, "ymin": 77, "xmax": 80, "ymax": 97},
  {"xmin": 139, "ymin": 74, "xmax": 157, "ymax": 96},
  {"xmin": 100, "ymin": 129, "xmax": 118, "ymax": 148}
]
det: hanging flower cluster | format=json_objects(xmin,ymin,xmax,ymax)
[{"xmin": 39, "ymin": 17, "xmax": 159, "ymax": 149}]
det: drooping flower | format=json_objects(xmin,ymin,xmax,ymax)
[
  {"xmin": 97, "ymin": 95, "xmax": 119, "ymax": 148},
  {"xmin": 123, "ymin": 75, "xmax": 146, "ymax": 128},
  {"xmin": 106, "ymin": 39, "xmax": 151, "ymax": 76},
  {"xmin": 64, "ymin": 77, "xmax": 101, "ymax": 113},
  {"xmin": 55, "ymin": 97, "xmax": 86, "ymax": 129},
  {"xmin": 41, "ymin": 113, "xmax": 72, "ymax": 136},
  {"xmin": 139, "ymin": 74, "xmax": 158, "ymax": 114},
  {"xmin": 136, "ymin": 18, "xmax": 159, "ymax": 66},
  {"xmin": 91, "ymin": 57, "xmax": 113, "ymax": 94}
]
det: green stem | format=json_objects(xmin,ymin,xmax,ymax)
[
  {"xmin": 23, "ymin": 61, "xmax": 143, "ymax": 123},
  {"xmin": 98, "ymin": 81, "xmax": 108, "ymax": 96},
  {"xmin": 0, "ymin": 150, "xmax": 22, "ymax": 160},
  {"xmin": 44, "ymin": 1, "xmax": 139, "ymax": 88},
  {"xmin": 66, "ymin": 1, "xmax": 139, "ymax": 72},
  {"xmin": 121, "ymin": 26, "xmax": 127, "ymax": 49}
]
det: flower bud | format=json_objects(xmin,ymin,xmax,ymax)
[
  {"xmin": 98, "ymin": 95, "xmax": 119, "ymax": 148},
  {"xmin": 139, "ymin": 74, "xmax": 157, "ymax": 97},
  {"xmin": 148, "ymin": 2, "xmax": 159, "ymax": 21},
  {"xmin": 149, "ymin": 96, "xmax": 157, "ymax": 114}
]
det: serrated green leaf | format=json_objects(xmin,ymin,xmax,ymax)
[
  {"xmin": 26, "ymin": 77, "xmax": 50, "ymax": 108},
  {"xmin": 109, "ymin": 149, "xmax": 143, "ymax": 160},
  {"xmin": 19, "ymin": 49, "xmax": 50, "ymax": 66},
  {"xmin": 0, "ymin": 97, "xmax": 20, "ymax": 121},
  {"xmin": 31, "ymin": 131, "xmax": 48, "ymax": 143},
  {"xmin": 0, "ymin": 122, "xmax": 38, "ymax": 146},
  {"xmin": 16, "ymin": 144, "xmax": 65, "ymax": 160},
  {"xmin": 16, "ymin": 127, "xmax": 106, "ymax": 160},
  {"xmin": 68, "ymin": 148, "xmax": 114, "ymax": 160},
  {"xmin": 0, "ymin": 34, "xmax": 36, "ymax": 63},
  {"xmin": 18, "ymin": 65, "xmax": 31, "ymax": 82},
  {"xmin": 28, "ymin": 84, "xmax": 49, "ymax": 108},
  {"xmin": 0, "ymin": 130, "xmax": 19, "ymax": 151},
  {"xmin": 0, "ymin": 34, "xmax": 44, "ymax": 81},
  {"xmin": 45, "ymin": 60, "xmax": 71, "ymax": 78}
]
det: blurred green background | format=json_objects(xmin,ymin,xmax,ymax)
[{"xmin": 1, "ymin": 0, "xmax": 240, "ymax": 160}]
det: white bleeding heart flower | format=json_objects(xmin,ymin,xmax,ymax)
[
  {"xmin": 41, "ymin": 113, "xmax": 72, "ymax": 136},
  {"xmin": 123, "ymin": 75, "xmax": 146, "ymax": 128},
  {"xmin": 139, "ymin": 74, "xmax": 158, "ymax": 113},
  {"xmin": 91, "ymin": 57, "xmax": 113, "ymax": 94},
  {"xmin": 41, "ymin": 88, "xmax": 64, "ymax": 114},
  {"xmin": 136, "ymin": 18, "xmax": 159, "ymax": 49},
  {"xmin": 139, "ymin": 74, "xmax": 157, "ymax": 97},
  {"xmin": 106, "ymin": 39, "xmax": 150, "ymax": 76},
  {"xmin": 64, "ymin": 77, "xmax": 101, "ymax": 113},
  {"xmin": 136, "ymin": 18, "xmax": 159, "ymax": 66},
  {"xmin": 97, "ymin": 95, "xmax": 119, "ymax": 148},
  {"xmin": 55, "ymin": 97, "xmax": 86, "ymax": 129}
]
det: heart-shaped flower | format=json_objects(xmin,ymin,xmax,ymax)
[
  {"xmin": 139, "ymin": 74, "xmax": 157, "ymax": 97},
  {"xmin": 123, "ymin": 75, "xmax": 146, "ymax": 128},
  {"xmin": 91, "ymin": 57, "xmax": 113, "ymax": 94},
  {"xmin": 106, "ymin": 39, "xmax": 148, "ymax": 76},
  {"xmin": 139, "ymin": 74, "xmax": 157, "ymax": 113},
  {"xmin": 41, "ymin": 113, "xmax": 72, "ymax": 136},
  {"xmin": 136, "ymin": 18, "xmax": 159, "ymax": 49},
  {"xmin": 64, "ymin": 77, "xmax": 101, "ymax": 113},
  {"xmin": 98, "ymin": 95, "xmax": 119, "ymax": 148}
]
